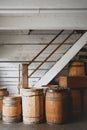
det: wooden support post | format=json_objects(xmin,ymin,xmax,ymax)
[{"xmin": 22, "ymin": 64, "xmax": 28, "ymax": 88}]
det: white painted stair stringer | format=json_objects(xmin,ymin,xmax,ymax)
[{"xmin": 35, "ymin": 32, "xmax": 87, "ymax": 87}]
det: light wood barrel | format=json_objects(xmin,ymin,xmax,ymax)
[
  {"xmin": 46, "ymin": 88, "xmax": 71, "ymax": 124},
  {"xmin": 71, "ymin": 89, "xmax": 82, "ymax": 118},
  {"xmin": 68, "ymin": 61, "xmax": 85, "ymax": 76},
  {"xmin": 22, "ymin": 88, "xmax": 45, "ymax": 124},
  {"xmin": 2, "ymin": 95, "xmax": 22, "ymax": 123},
  {"xmin": 0, "ymin": 87, "xmax": 9, "ymax": 120}
]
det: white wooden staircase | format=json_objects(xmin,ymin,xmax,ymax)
[
  {"xmin": 35, "ymin": 32, "xmax": 87, "ymax": 86},
  {"xmin": 0, "ymin": 30, "xmax": 87, "ymax": 93}
]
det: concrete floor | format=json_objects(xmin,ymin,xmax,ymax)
[{"xmin": 0, "ymin": 117, "xmax": 87, "ymax": 130}]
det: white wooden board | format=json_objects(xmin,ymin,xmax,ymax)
[{"xmin": 0, "ymin": 0, "xmax": 87, "ymax": 9}]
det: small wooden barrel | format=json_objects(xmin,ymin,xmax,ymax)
[
  {"xmin": 46, "ymin": 88, "xmax": 71, "ymax": 124},
  {"xmin": 71, "ymin": 89, "xmax": 82, "ymax": 118},
  {"xmin": 0, "ymin": 87, "xmax": 9, "ymax": 120},
  {"xmin": 22, "ymin": 88, "xmax": 45, "ymax": 124},
  {"xmin": 68, "ymin": 61, "xmax": 85, "ymax": 76},
  {"xmin": 2, "ymin": 95, "xmax": 22, "ymax": 123}
]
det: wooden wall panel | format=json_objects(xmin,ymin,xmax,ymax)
[
  {"xmin": 0, "ymin": 45, "xmax": 71, "ymax": 61},
  {"xmin": 0, "ymin": 0, "xmax": 87, "ymax": 9},
  {"xmin": 0, "ymin": 62, "xmax": 68, "ymax": 93},
  {"xmin": 0, "ymin": 34, "xmax": 80, "ymax": 44}
]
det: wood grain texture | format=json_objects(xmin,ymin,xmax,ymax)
[
  {"xmin": 22, "ymin": 64, "xmax": 28, "ymax": 88},
  {"xmin": 0, "ymin": 0, "xmax": 87, "ymax": 9},
  {"xmin": 68, "ymin": 61, "xmax": 85, "ymax": 76},
  {"xmin": 58, "ymin": 76, "xmax": 87, "ymax": 88},
  {"xmin": 46, "ymin": 89, "xmax": 71, "ymax": 124},
  {"xmin": 3, "ymin": 95, "xmax": 22, "ymax": 123},
  {"xmin": 22, "ymin": 88, "xmax": 45, "ymax": 124},
  {"xmin": 71, "ymin": 89, "xmax": 82, "ymax": 118}
]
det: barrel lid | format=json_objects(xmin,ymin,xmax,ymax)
[{"xmin": 46, "ymin": 87, "xmax": 70, "ymax": 93}]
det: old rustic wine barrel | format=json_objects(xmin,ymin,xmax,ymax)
[
  {"xmin": 22, "ymin": 88, "xmax": 45, "ymax": 124},
  {"xmin": 68, "ymin": 61, "xmax": 85, "ymax": 76},
  {"xmin": 2, "ymin": 95, "xmax": 22, "ymax": 123},
  {"xmin": 0, "ymin": 87, "xmax": 9, "ymax": 120},
  {"xmin": 71, "ymin": 89, "xmax": 82, "ymax": 118},
  {"xmin": 46, "ymin": 88, "xmax": 71, "ymax": 124}
]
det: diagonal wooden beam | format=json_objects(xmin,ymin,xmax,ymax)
[{"xmin": 35, "ymin": 32, "xmax": 87, "ymax": 87}]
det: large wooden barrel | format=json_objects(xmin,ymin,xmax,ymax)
[
  {"xmin": 71, "ymin": 89, "xmax": 82, "ymax": 118},
  {"xmin": 2, "ymin": 95, "xmax": 22, "ymax": 123},
  {"xmin": 0, "ymin": 87, "xmax": 9, "ymax": 120},
  {"xmin": 46, "ymin": 88, "xmax": 71, "ymax": 124},
  {"xmin": 68, "ymin": 61, "xmax": 85, "ymax": 76},
  {"xmin": 22, "ymin": 88, "xmax": 45, "ymax": 124}
]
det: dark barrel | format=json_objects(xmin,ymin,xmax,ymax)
[{"xmin": 46, "ymin": 88, "xmax": 71, "ymax": 124}]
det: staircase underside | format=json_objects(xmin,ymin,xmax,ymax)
[{"xmin": 35, "ymin": 32, "xmax": 87, "ymax": 87}]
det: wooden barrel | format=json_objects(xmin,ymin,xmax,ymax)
[
  {"xmin": 22, "ymin": 88, "xmax": 45, "ymax": 124},
  {"xmin": 0, "ymin": 87, "xmax": 9, "ymax": 120},
  {"xmin": 2, "ymin": 95, "xmax": 22, "ymax": 123},
  {"xmin": 68, "ymin": 61, "xmax": 85, "ymax": 76},
  {"xmin": 71, "ymin": 89, "xmax": 82, "ymax": 118},
  {"xmin": 46, "ymin": 88, "xmax": 71, "ymax": 124}
]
